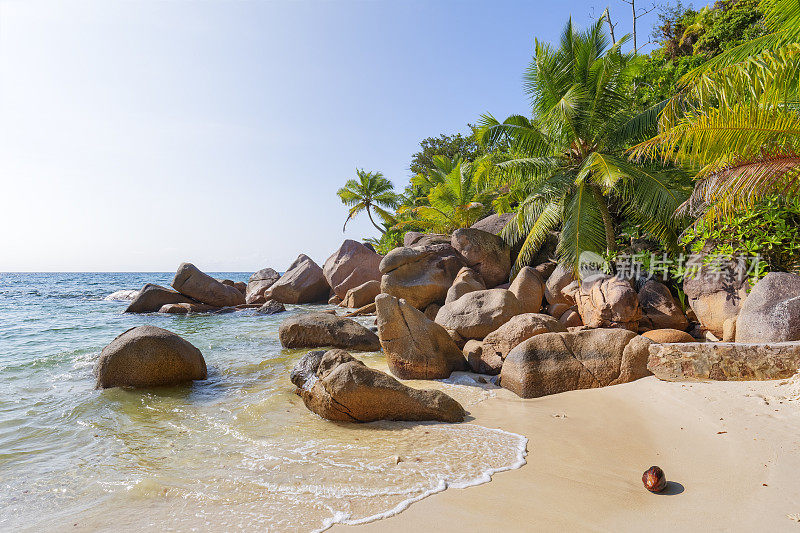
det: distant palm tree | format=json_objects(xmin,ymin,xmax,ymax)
[{"xmin": 337, "ymin": 169, "xmax": 399, "ymax": 234}]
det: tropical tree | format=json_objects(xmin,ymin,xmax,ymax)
[
  {"xmin": 476, "ymin": 18, "xmax": 691, "ymax": 272},
  {"xmin": 337, "ymin": 169, "xmax": 399, "ymax": 234}
]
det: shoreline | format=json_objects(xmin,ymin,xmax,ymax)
[{"xmin": 334, "ymin": 376, "xmax": 800, "ymax": 532}]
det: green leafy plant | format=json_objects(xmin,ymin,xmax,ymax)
[{"xmin": 337, "ymin": 169, "xmax": 399, "ymax": 234}]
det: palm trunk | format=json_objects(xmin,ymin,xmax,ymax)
[
  {"xmin": 591, "ymin": 185, "xmax": 616, "ymax": 255},
  {"xmin": 366, "ymin": 206, "xmax": 385, "ymax": 235}
]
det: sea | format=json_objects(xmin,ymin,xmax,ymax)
[{"xmin": 0, "ymin": 272, "xmax": 526, "ymax": 532}]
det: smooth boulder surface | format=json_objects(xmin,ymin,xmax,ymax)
[
  {"xmin": 279, "ymin": 312, "xmax": 380, "ymax": 351},
  {"xmin": 479, "ymin": 313, "xmax": 567, "ymax": 374},
  {"xmin": 642, "ymin": 329, "xmax": 696, "ymax": 343},
  {"xmin": 572, "ymin": 275, "xmax": 642, "ymax": 331},
  {"xmin": 445, "ymin": 267, "xmax": 485, "ymax": 304},
  {"xmin": 245, "ymin": 268, "xmax": 281, "ymax": 304},
  {"xmin": 290, "ymin": 349, "xmax": 465, "ymax": 423},
  {"xmin": 501, "ymin": 329, "xmax": 652, "ymax": 398},
  {"xmin": 648, "ymin": 341, "xmax": 800, "ymax": 381},
  {"xmin": 509, "ymin": 266, "xmax": 544, "ymax": 314},
  {"xmin": 125, "ymin": 283, "xmax": 195, "ymax": 313},
  {"xmin": 637, "ymin": 280, "xmax": 688, "ymax": 332},
  {"xmin": 435, "ymin": 288, "xmax": 525, "ymax": 341},
  {"xmin": 267, "ymin": 254, "xmax": 331, "ymax": 304},
  {"xmin": 735, "ymin": 272, "xmax": 800, "ymax": 343},
  {"xmin": 683, "ymin": 255, "xmax": 749, "ymax": 338},
  {"xmin": 95, "ymin": 325, "xmax": 207, "ymax": 389},
  {"xmin": 470, "ymin": 213, "xmax": 514, "ymax": 235},
  {"xmin": 159, "ymin": 302, "xmax": 218, "ymax": 314},
  {"xmin": 323, "ymin": 240, "xmax": 382, "ymax": 299},
  {"xmin": 380, "ymin": 243, "xmax": 465, "ymax": 309},
  {"xmin": 544, "ymin": 264, "xmax": 576, "ymax": 307},
  {"xmin": 450, "ymin": 228, "xmax": 511, "ymax": 288},
  {"xmin": 256, "ymin": 300, "xmax": 286, "ymax": 315},
  {"xmin": 403, "ymin": 232, "xmax": 451, "ymax": 247},
  {"xmin": 172, "ymin": 263, "xmax": 245, "ymax": 307},
  {"xmin": 342, "ymin": 279, "xmax": 381, "ymax": 309},
  {"xmin": 375, "ymin": 294, "xmax": 467, "ymax": 379}
]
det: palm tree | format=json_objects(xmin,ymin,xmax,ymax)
[
  {"xmin": 337, "ymin": 169, "xmax": 399, "ymax": 234},
  {"xmin": 477, "ymin": 18, "xmax": 690, "ymax": 272}
]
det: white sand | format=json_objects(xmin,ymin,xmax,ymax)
[{"xmin": 334, "ymin": 375, "xmax": 800, "ymax": 532}]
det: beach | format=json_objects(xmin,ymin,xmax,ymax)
[{"xmin": 337, "ymin": 375, "xmax": 800, "ymax": 532}]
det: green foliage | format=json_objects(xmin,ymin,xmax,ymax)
[
  {"xmin": 337, "ymin": 169, "xmax": 399, "ymax": 234},
  {"xmin": 408, "ymin": 127, "xmax": 483, "ymax": 176}
]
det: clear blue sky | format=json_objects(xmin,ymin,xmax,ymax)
[{"xmin": 0, "ymin": 0, "xmax": 664, "ymax": 272}]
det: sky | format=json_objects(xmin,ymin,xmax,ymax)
[{"xmin": 0, "ymin": 0, "xmax": 663, "ymax": 272}]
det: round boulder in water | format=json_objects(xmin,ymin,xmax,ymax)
[{"xmin": 95, "ymin": 325, "xmax": 207, "ymax": 389}]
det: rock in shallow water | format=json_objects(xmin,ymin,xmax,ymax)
[
  {"xmin": 245, "ymin": 267, "xmax": 281, "ymax": 304},
  {"xmin": 172, "ymin": 262, "xmax": 245, "ymax": 307},
  {"xmin": 125, "ymin": 283, "xmax": 195, "ymax": 313},
  {"xmin": 256, "ymin": 300, "xmax": 286, "ymax": 315},
  {"xmin": 279, "ymin": 312, "xmax": 380, "ymax": 351},
  {"xmin": 323, "ymin": 239, "xmax": 382, "ymax": 300},
  {"xmin": 290, "ymin": 349, "xmax": 465, "ymax": 423},
  {"xmin": 267, "ymin": 254, "xmax": 331, "ymax": 304}
]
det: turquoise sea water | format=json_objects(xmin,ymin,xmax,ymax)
[{"xmin": 0, "ymin": 272, "xmax": 525, "ymax": 532}]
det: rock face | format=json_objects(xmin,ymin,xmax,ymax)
[
  {"xmin": 647, "ymin": 342, "xmax": 800, "ymax": 381},
  {"xmin": 323, "ymin": 240, "xmax": 383, "ymax": 299},
  {"xmin": 159, "ymin": 302, "xmax": 218, "ymax": 314},
  {"xmin": 479, "ymin": 313, "xmax": 567, "ymax": 374},
  {"xmin": 256, "ymin": 300, "xmax": 286, "ymax": 315},
  {"xmin": 642, "ymin": 329, "xmax": 696, "ymax": 343},
  {"xmin": 470, "ymin": 213, "xmax": 515, "ymax": 235},
  {"xmin": 125, "ymin": 283, "xmax": 195, "ymax": 313},
  {"xmin": 544, "ymin": 264, "xmax": 576, "ymax": 306},
  {"xmin": 375, "ymin": 294, "xmax": 467, "ymax": 379},
  {"xmin": 342, "ymin": 279, "xmax": 381, "ymax": 309},
  {"xmin": 246, "ymin": 268, "xmax": 281, "ymax": 304},
  {"xmin": 403, "ymin": 232, "xmax": 451, "ymax": 247},
  {"xmin": 501, "ymin": 329, "xmax": 652, "ymax": 398},
  {"xmin": 268, "ymin": 254, "xmax": 331, "ymax": 304},
  {"xmin": 735, "ymin": 272, "xmax": 800, "ymax": 343},
  {"xmin": 683, "ymin": 256, "xmax": 749, "ymax": 338},
  {"xmin": 380, "ymin": 244, "xmax": 465, "ymax": 309},
  {"xmin": 637, "ymin": 280, "xmax": 688, "ymax": 332},
  {"xmin": 172, "ymin": 263, "xmax": 245, "ymax": 307},
  {"xmin": 290, "ymin": 349, "xmax": 465, "ymax": 423},
  {"xmin": 435, "ymin": 288, "xmax": 525, "ymax": 341},
  {"xmin": 278, "ymin": 312, "xmax": 380, "ymax": 351},
  {"xmin": 450, "ymin": 228, "xmax": 511, "ymax": 288},
  {"xmin": 445, "ymin": 267, "xmax": 485, "ymax": 304},
  {"xmin": 572, "ymin": 276, "xmax": 642, "ymax": 331},
  {"xmin": 508, "ymin": 266, "xmax": 544, "ymax": 314},
  {"xmin": 95, "ymin": 326, "xmax": 207, "ymax": 389}
]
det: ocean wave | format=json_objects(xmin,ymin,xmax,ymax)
[{"xmin": 104, "ymin": 289, "xmax": 139, "ymax": 301}]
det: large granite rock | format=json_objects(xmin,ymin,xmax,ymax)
[
  {"xmin": 450, "ymin": 228, "xmax": 511, "ymax": 288},
  {"xmin": 508, "ymin": 266, "xmax": 544, "ymax": 314},
  {"xmin": 323, "ymin": 240, "xmax": 382, "ymax": 299},
  {"xmin": 341, "ymin": 279, "xmax": 381, "ymax": 309},
  {"xmin": 435, "ymin": 288, "xmax": 525, "ymax": 342},
  {"xmin": 572, "ymin": 275, "xmax": 642, "ymax": 331},
  {"xmin": 403, "ymin": 232, "xmax": 451, "ymax": 247},
  {"xmin": 380, "ymin": 243, "xmax": 465, "ymax": 309},
  {"xmin": 256, "ymin": 299, "xmax": 286, "ymax": 315},
  {"xmin": 683, "ymin": 255, "xmax": 749, "ymax": 338},
  {"xmin": 159, "ymin": 302, "xmax": 218, "ymax": 314},
  {"xmin": 638, "ymin": 280, "xmax": 688, "ymax": 332},
  {"xmin": 267, "ymin": 254, "xmax": 331, "ymax": 304},
  {"xmin": 445, "ymin": 267, "xmax": 485, "ymax": 304},
  {"xmin": 470, "ymin": 213, "xmax": 514, "ymax": 235},
  {"xmin": 544, "ymin": 264, "xmax": 576, "ymax": 306},
  {"xmin": 735, "ymin": 272, "xmax": 800, "ymax": 343},
  {"xmin": 375, "ymin": 294, "xmax": 467, "ymax": 379},
  {"xmin": 501, "ymin": 329, "xmax": 652, "ymax": 398},
  {"xmin": 290, "ymin": 349, "xmax": 465, "ymax": 423},
  {"xmin": 279, "ymin": 312, "xmax": 380, "ymax": 351},
  {"xmin": 172, "ymin": 263, "xmax": 245, "ymax": 307},
  {"xmin": 648, "ymin": 341, "xmax": 800, "ymax": 381},
  {"xmin": 245, "ymin": 268, "xmax": 281, "ymax": 304},
  {"xmin": 479, "ymin": 313, "xmax": 567, "ymax": 374},
  {"xmin": 642, "ymin": 328, "xmax": 696, "ymax": 343},
  {"xmin": 125, "ymin": 283, "xmax": 195, "ymax": 313},
  {"xmin": 95, "ymin": 326, "xmax": 207, "ymax": 389}
]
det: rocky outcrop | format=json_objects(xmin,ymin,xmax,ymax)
[
  {"xmin": 159, "ymin": 302, "xmax": 218, "ymax": 314},
  {"xmin": 95, "ymin": 326, "xmax": 207, "ymax": 389},
  {"xmin": 642, "ymin": 329, "xmax": 696, "ymax": 343},
  {"xmin": 267, "ymin": 254, "xmax": 331, "ymax": 304},
  {"xmin": 501, "ymin": 329, "xmax": 652, "ymax": 398},
  {"xmin": 172, "ymin": 263, "xmax": 245, "ymax": 307},
  {"xmin": 341, "ymin": 279, "xmax": 381, "ymax": 309},
  {"xmin": 125, "ymin": 283, "xmax": 195, "ymax": 313},
  {"xmin": 470, "ymin": 213, "xmax": 514, "ymax": 235},
  {"xmin": 375, "ymin": 294, "xmax": 467, "ymax": 379},
  {"xmin": 403, "ymin": 232, "xmax": 450, "ymax": 247},
  {"xmin": 544, "ymin": 264, "xmax": 576, "ymax": 307},
  {"xmin": 572, "ymin": 275, "xmax": 642, "ymax": 331},
  {"xmin": 683, "ymin": 255, "xmax": 749, "ymax": 338},
  {"xmin": 735, "ymin": 272, "xmax": 800, "ymax": 343},
  {"xmin": 559, "ymin": 308, "xmax": 583, "ymax": 327},
  {"xmin": 647, "ymin": 341, "xmax": 800, "ymax": 381},
  {"xmin": 256, "ymin": 300, "xmax": 286, "ymax": 315},
  {"xmin": 323, "ymin": 240, "xmax": 382, "ymax": 299},
  {"xmin": 278, "ymin": 312, "xmax": 380, "ymax": 351},
  {"xmin": 637, "ymin": 280, "xmax": 688, "ymax": 332},
  {"xmin": 435, "ymin": 288, "xmax": 525, "ymax": 342},
  {"xmin": 290, "ymin": 349, "xmax": 465, "ymax": 423},
  {"xmin": 380, "ymin": 243, "xmax": 465, "ymax": 309},
  {"xmin": 479, "ymin": 313, "xmax": 567, "ymax": 374},
  {"xmin": 508, "ymin": 266, "xmax": 544, "ymax": 314},
  {"xmin": 450, "ymin": 228, "xmax": 511, "ymax": 288},
  {"xmin": 445, "ymin": 267, "xmax": 485, "ymax": 304},
  {"xmin": 245, "ymin": 268, "xmax": 281, "ymax": 304}
]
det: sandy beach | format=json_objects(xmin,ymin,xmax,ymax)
[{"xmin": 336, "ymin": 375, "xmax": 800, "ymax": 532}]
